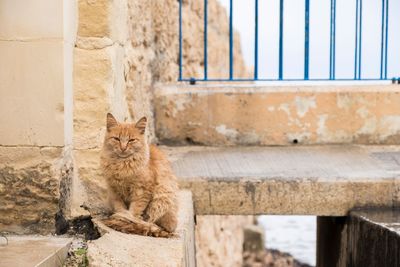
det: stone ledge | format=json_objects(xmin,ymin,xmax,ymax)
[
  {"xmin": 318, "ymin": 209, "xmax": 400, "ymax": 267},
  {"xmin": 0, "ymin": 235, "xmax": 72, "ymax": 267},
  {"xmin": 162, "ymin": 145, "xmax": 400, "ymax": 216},
  {"xmin": 344, "ymin": 209, "xmax": 400, "ymax": 267},
  {"xmin": 87, "ymin": 190, "xmax": 195, "ymax": 267}
]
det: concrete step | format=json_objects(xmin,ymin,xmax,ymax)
[
  {"xmin": 154, "ymin": 84, "xmax": 400, "ymax": 146},
  {"xmin": 87, "ymin": 190, "xmax": 195, "ymax": 267},
  {"xmin": 0, "ymin": 236, "xmax": 72, "ymax": 267},
  {"xmin": 162, "ymin": 145, "xmax": 400, "ymax": 216}
]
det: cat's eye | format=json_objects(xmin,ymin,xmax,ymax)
[
  {"xmin": 128, "ymin": 138, "xmax": 138, "ymax": 143},
  {"xmin": 112, "ymin": 137, "xmax": 120, "ymax": 141}
]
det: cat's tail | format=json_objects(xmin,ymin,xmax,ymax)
[{"xmin": 101, "ymin": 213, "xmax": 174, "ymax": 238}]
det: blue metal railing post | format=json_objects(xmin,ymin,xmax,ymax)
[
  {"xmin": 358, "ymin": 0, "xmax": 363, "ymax": 79},
  {"xmin": 254, "ymin": 0, "xmax": 259, "ymax": 80},
  {"xmin": 204, "ymin": 0, "xmax": 208, "ymax": 80},
  {"xmin": 380, "ymin": 0, "xmax": 386, "ymax": 79},
  {"xmin": 304, "ymin": 0, "xmax": 310, "ymax": 80},
  {"xmin": 279, "ymin": 0, "xmax": 284, "ymax": 80},
  {"xmin": 179, "ymin": 0, "xmax": 183, "ymax": 81},
  {"xmin": 354, "ymin": 0, "xmax": 363, "ymax": 79},
  {"xmin": 329, "ymin": 0, "xmax": 336, "ymax": 80},
  {"xmin": 354, "ymin": 0, "xmax": 359, "ymax": 79},
  {"xmin": 384, "ymin": 0, "xmax": 389, "ymax": 79},
  {"xmin": 229, "ymin": 0, "xmax": 233, "ymax": 80}
]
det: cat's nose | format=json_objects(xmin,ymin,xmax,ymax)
[{"xmin": 120, "ymin": 144, "xmax": 128, "ymax": 152}]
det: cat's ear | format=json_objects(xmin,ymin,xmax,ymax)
[
  {"xmin": 135, "ymin": 116, "xmax": 147, "ymax": 134},
  {"xmin": 106, "ymin": 113, "xmax": 118, "ymax": 130}
]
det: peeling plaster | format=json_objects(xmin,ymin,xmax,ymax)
[
  {"xmin": 295, "ymin": 96, "xmax": 316, "ymax": 117},
  {"xmin": 172, "ymin": 97, "xmax": 190, "ymax": 117},
  {"xmin": 240, "ymin": 131, "xmax": 260, "ymax": 144},
  {"xmin": 379, "ymin": 116, "xmax": 400, "ymax": 140},
  {"xmin": 356, "ymin": 107, "xmax": 378, "ymax": 135},
  {"xmin": 278, "ymin": 103, "xmax": 291, "ymax": 116},
  {"xmin": 356, "ymin": 107, "xmax": 369, "ymax": 119},
  {"xmin": 337, "ymin": 94, "xmax": 353, "ymax": 110},
  {"xmin": 357, "ymin": 117, "xmax": 377, "ymax": 135},
  {"xmin": 317, "ymin": 115, "xmax": 328, "ymax": 141},
  {"xmin": 216, "ymin": 124, "xmax": 238, "ymax": 140}
]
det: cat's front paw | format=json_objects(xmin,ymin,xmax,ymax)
[
  {"xmin": 114, "ymin": 210, "xmax": 135, "ymax": 221},
  {"xmin": 129, "ymin": 211, "xmax": 145, "ymax": 220}
]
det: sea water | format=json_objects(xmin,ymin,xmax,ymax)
[{"xmin": 258, "ymin": 216, "xmax": 316, "ymax": 266}]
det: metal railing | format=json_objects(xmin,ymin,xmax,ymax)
[{"xmin": 178, "ymin": 0, "xmax": 398, "ymax": 82}]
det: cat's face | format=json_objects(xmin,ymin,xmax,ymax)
[{"xmin": 103, "ymin": 113, "xmax": 147, "ymax": 159}]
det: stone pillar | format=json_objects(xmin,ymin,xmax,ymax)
[
  {"xmin": 0, "ymin": 0, "xmax": 77, "ymax": 233},
  {"xmin": 316, "ymin": 216, "xmax": 347, "ymax": 267},
  {"xmin": 344, "ymin": 210, "xmax": 400, "ymax": 267}
]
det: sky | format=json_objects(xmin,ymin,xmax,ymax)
[{"xmin": 217, "ymin": 0, "xmax": 400, "ymax": 80}]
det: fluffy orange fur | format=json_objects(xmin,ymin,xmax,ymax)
[{"xmin": 100, "ymin": 113, "xmax": 178, "ymax": 236}]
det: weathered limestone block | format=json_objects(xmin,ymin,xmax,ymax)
[
  {"xmin": 74, "ymin": 46, "xmax": 129, "ymax": 150},
  {"xmin": 73, "ymin": 47, "xmax": 111, "ymax": 150},
  {"xmin": 195, "ymin": 215, "xmax": 253, "ymax": 267},
  {"xmin": 73, "ymin": 149, "xmax": 109, "ymax": 215},
  {"xmin": 0, "ymin": 147, "xmax": 68, "ymax": 234},
  {"xmin": 123, "ymin": 0, "xmax": 156, "ymax": 140},
  {"xmin": 124, "ymin": 42, "xmax": 156, "ymax": 140},
  {"xmin": 78, "ymin": 0, "xmax": 110, "ymax": 38}
]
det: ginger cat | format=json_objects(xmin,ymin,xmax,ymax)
[{"xmin": 100, "ymin": 113, "xmax": 178, "ymax": 237}]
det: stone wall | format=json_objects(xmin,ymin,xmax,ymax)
[
  {"xmin": 72, "ymin": 0, "xmax": 249, "ymax": 212},
  {"xmin": 0, "ymin": 1, "xmax": 76, "ymax": 234},
  {"xmin": 155, "ymin": 85, "xmax": 400, "ymax": 146},
  {"xmin": 0, "ymin": 1, "xmax": 252, "ymax": 265},
  {"xmin": 73, "ymin": 1, "xmax": 252, "ymax": 267}
]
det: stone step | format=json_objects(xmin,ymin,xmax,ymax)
[
  {"xmin": 162, "ymin": 145, "xmax": 400, "ymax": 216},
  {"xmin": 87, "ymin": 190, "xmax": 195, "ymax": 267},
  {"xmin": 0, "ymin": 236, "xmax": 72, "ymax": 267},
  {"xmin": 154, "ymin": 84, "xmax": 400, "ymax": 146}
]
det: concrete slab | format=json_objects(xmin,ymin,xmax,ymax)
[
  {"xmin": 0, "ymin": 235, "xmax": 72, "ymax": 267},
  {"xmin": 162, "ymin": 145, "xmax": 400, "ymax": 216},
  {"xmin": 87, "ymin": 190, "xmax": 195, "ymax": 267}
]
